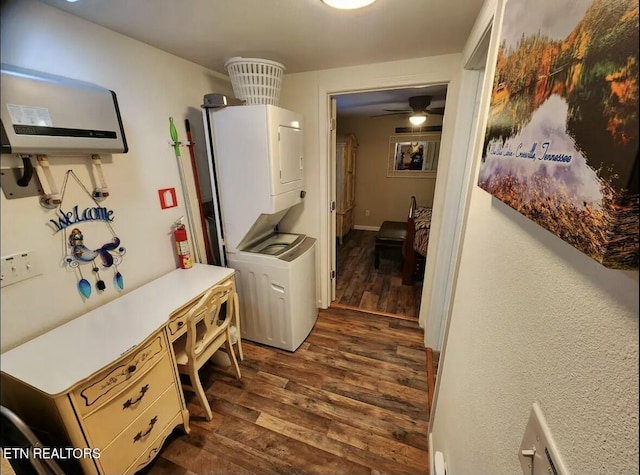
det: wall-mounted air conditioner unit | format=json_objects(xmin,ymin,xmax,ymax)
[{"xmin": 0, "ymin": 64, "xmax": 128, "ymax": 155}]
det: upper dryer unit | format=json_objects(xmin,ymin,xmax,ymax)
[
  {"xmin": 209, "ymin": 104, "xmax": 305, "ymax": 252},
  {"xmin": 1, "ymin": 64, "xmax": 128, "ymax": 155}
]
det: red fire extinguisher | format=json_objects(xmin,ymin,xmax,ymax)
[{"xmin": 172, "ymin": 219, "xmax": 193, "ymax": 269}]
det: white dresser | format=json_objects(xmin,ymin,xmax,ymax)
[{"xmin": 1, "ymin": 264, "xmax": 236, "ymax": 474}]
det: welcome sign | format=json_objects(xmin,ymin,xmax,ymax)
[
  {"xmin": 48, "ymin": 205, "xmax": 114, "ymax": 233},
  {"xmin": 479, "ymin": 0, "xmax": 639, "ymax": 269}
]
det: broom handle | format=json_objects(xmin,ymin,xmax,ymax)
[{"xmin": 185, "ymin": 119, "xmax": 213, "ymax": 264}]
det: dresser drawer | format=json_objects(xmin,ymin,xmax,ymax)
[
  {"xmin": 98, "ymin": 385, "xmax": 181, "ymax": 475},
  {"xmin": 82, "ymin": 353, "xmax": 174, "ymax": 449},
  {"xmin": 72, "ymin": 334, "xmax": 166, "ymax": 415},
  {"xmin": 126, "ymin": 413, "xmax": 182, "ymax": 474},
  {"xmin": 167, "ymin": 307, "xmax": 189, "ymax": 339}
]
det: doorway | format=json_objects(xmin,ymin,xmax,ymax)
[
  {"xmin": 314, "ymin": 58, "xmax": 466, "ymax": 341},
  {"xmin": 329, "ymin": 85, "xmax": 449, "ymax": 319}
]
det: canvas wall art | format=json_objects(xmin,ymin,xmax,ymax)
[{"xmin": 479, "ymin": 0, "xmax": 639, "ymax": 269}]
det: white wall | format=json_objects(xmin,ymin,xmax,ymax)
[
  {"xmin": 434, "ymin": 193, "xmax": 639, "ymax": 474},
  {"xmin": 279, "ymin": 54, "xmax": 462, "ymax": 308},
  {"xmin": 0, "ymin": 0, "xmax": 232, "ymax": 351},
  {"xmin": 430, "ymin": 0, "xmax": 639, "ymax": 473}
]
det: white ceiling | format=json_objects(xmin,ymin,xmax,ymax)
[
  {"xmin": 37, "ymin": 0, "xmax": 484, "ymax": 75},
  {"xmin": 335, "ymin": 84, "xmax": 448, "ymax": 118},
  {"xmin": 36, "ymin": 0, "xmax": 482, "ymax": 116}
]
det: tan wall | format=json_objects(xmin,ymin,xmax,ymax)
[
  {"xmin": 278, "ymin": 53, "xmax": 462, "ymax": 306},
  {"xmin": 0, "ymin": 0, "xmax": 231, "ymax": 351},
  {"xmin": 336, "ymin": 114, "xmax": 442, "ymax": 228}
]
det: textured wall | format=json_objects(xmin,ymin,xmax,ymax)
[
  {"xmin": 432, "ymin": 1, "xmax": 639, "ymax": 471},
  {"xmin": 433, "ymin": 189, "xmax": 639, "ymax": 474}
]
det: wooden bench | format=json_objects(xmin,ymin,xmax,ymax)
[{"xmin": 374, "ymin": 221, "xmax": 407, "ymax": 268}]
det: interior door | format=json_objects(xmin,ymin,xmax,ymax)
[{"xmin": 330, "ymin": 98, "xmax": 337, "ymax": 301}]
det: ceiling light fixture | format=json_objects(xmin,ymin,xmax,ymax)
[
  {"xmin": 409, "ymin": 114, "xmax": 427, "ymax": 126},
  {"xmin": 321, "ymin": 0, "xmax": 377, "ymax": 10}
]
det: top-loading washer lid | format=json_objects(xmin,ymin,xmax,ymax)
[{"xmin": 243, "ymin": 232, "xmax": 305, "ymax": 256}]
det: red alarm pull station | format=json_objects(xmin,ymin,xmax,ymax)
[{"xmin": 158, "ymin": 188, "xmax": 178, "ymax": 209}]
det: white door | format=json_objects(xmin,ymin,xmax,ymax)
[{"xmin": 329, "ymin": 98, "xmax": 337, "ymax": 300}]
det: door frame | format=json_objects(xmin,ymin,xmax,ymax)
[
  {"xmin": 329, "ymin": 97, "xmax": 337, "ymax": 300},
  {"xmin": 317, "ymin": 59, "xmax": 462, "ymax": 319},
  {"xmin": 427, "ymin": 0, "xmax": 501, "ymax": 470}
]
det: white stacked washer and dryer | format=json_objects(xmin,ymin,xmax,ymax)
[{"xmin": 202, "ymin": 103, "xmax": 317, "ymax": 352}]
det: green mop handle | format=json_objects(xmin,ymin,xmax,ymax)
[{"xmin": 169, "ymin": 117, "xmax": 180, "ymax": 157}]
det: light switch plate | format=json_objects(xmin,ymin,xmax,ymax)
[
  {"xmin": 519, "ymin": 402, "xmax": 568, "ymax": 475},
  {"xmin": 1, "ymin": 250, "xmax": 43, "ymax": 287}
]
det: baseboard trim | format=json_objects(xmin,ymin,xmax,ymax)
[
  {"xmin": 330, "ymin": 302, "xmax": 418, "ymax": 322},
  {"xmin": 353, "ymin": 225, "xmax": 380, "ymax": 231},
  {"xmin": 428, "ymin": 433, "xmax": 435, "ymax": 475},
  {"xmin": 426, "ymin": 347, "xmax": 435, "ymax": 414}
]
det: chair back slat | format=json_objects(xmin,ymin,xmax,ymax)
[{"xmin": 184, "ymin": 281, "xmax": 234, "ymax": 360}]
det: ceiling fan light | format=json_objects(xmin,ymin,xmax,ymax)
[
  {"xmin": 321, "ymin": 0, "xmax": 376, "ymax": 9},
  {"xmin": 409, "ymin": 114, "xmax": 427, "ymax": 126}
]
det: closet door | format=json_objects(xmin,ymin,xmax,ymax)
[
  {"xmin": 344, "ymin": 135, "xmax": 356, "ymax": 233},
  {"xmin": 336, "ymin": 134, "xmax": 357, "ymax": 244},
  {"xmin": 336, "ymin": 142, "xmax": 345, "ymax": 212}
]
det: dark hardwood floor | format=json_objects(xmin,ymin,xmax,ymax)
[
  {"xmin": 335, "ymin": 230, "xmax": 422, "ymax": 318},
  {"xmin": 143, "ymin": 306, "xmax": 429, "ymax": 475}
]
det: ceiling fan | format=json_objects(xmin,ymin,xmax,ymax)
[{"xmin": 372, "ymin": 95, "xmax": 445, "ymax": 125}]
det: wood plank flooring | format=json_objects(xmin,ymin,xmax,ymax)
[
  {"xmin": 142, "ymin": 306, "xmax": 430, "ymax": 475},
  {"xmin": 335, "ymin": 230, "xmax": 422, "ymax": 318}
]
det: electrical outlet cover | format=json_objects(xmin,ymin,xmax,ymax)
[
  {"xmin": 1, "ymin": 251, "xmax": 43, "ymax": 287},
  {"xmin": 518, "ymin": 402, "xmax": 569, "ymax": 475}
]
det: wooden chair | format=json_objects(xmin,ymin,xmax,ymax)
[
  {"xmin": 174, "ymin": 281, "xmax": 241, "ymax": 420},
  {"xmin": 229, "ymin": 287, "xmax": 244, "ymax": 361}
]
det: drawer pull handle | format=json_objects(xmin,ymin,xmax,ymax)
[
  {"xmin": 122, "ymin": 384, "xmax": 149, "ymax": 409},
  {"xmin": 133, "ymin": 416, "xmax": 158, "ymax": 443},
  {"xmin": 177, "ymin": 321, "xmax": 184, "ymax": 327},
  {"xmin": 127, "ymin": 365, "xmax": 137, "ymax": 374}
]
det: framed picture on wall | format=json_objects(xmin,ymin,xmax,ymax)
[
  {"xmin": 388, "ymin": 133, "xmax": 440, "ymax": 178},
  {"xmin": 478, "ymin": 0, "xmax": 639, "ymax": 270}
]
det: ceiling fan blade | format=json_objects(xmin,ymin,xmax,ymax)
[
  {"xmin": 382, "ymin": 109, "xmax": 411, "ymax": 113},
  {"xmin": 370, "ymin": 111, "xmax": 410, "ymax": 118}
]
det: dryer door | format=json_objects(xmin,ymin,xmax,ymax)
[
  {"xmin": 267, "ymin": 106, "xmax": 304, "ymax": 197},
  {"xmin": 278, "ymin": 125, "xmax": 303, "ymax": 186}
]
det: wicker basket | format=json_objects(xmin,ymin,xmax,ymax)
[{"xmin": 224, "ymin": 57, "xmax": 286, "ymax": 106}]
